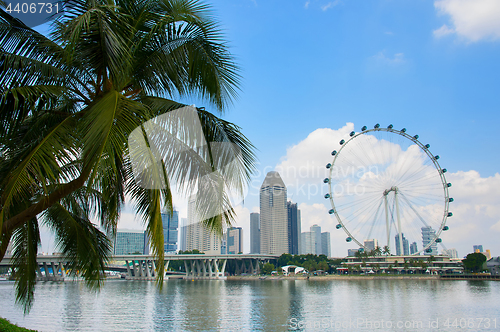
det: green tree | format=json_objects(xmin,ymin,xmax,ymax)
[
  {"xmin": 462, "ymin": 253, "xmax": 487, "ymax": 273},
  {"xmin": 262, "ymin": 263, "xmax": 275, "ymax": 275},
  {"xmin": 0, "ymin": 0, "xmax": 255, "ymax": 311}
]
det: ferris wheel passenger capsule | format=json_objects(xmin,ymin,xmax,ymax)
[
  {"xmin": 441, "ymin": 169, "xmax": 447, "ymax": 174},
  {"xmin": 447, "ymin": 212, "xmax": 453, "ymax": 217},
  {"xmin": 329, "ymin": 209, "xmax": 335, "ymax": 214},
  {"xmin": 448, "ymin": 198, "xmax": 454, "ymax": 202},
  {"xmin": 434, "ymin": 155, "xmax": 440, "ymax": 160},
  {"xmin": 350, "ymin": 131, "xmax": 355, "ymax": 137},
  {"xmin": 326, "ymin": 163, "xmax": 331, "ymax": 169},
  {"xmin": 388, "ymin": 124, "xmax": 393, "ymax": 129},
  {"xmin": 374, "ymin": 123, "xmax": 380, "ymax": 128},
  {"xmin": 361, "ymin": 126, "xmax": 367, "ymax": 131},
  {"xmin": 425, "ymin": 144, "xmax": 430, "ymax": 149},
  {"xmin": 413, "ymin": 135, "xmax": 419, "ymax": 139},
  {"xmin": 323, "ymin": 178, "xmax": 330, "ymax": 184},
  {"xmin": 447, "ymin": 183, "xmax": 452, "ymax": 187},
  {"xmin": 436, "ymin": 238, "xmax": 442, "ymax": 243},
  {"xmin": 425, "ymin": 249, "xmax": 433, "ymax": 253},
  {"xmin": 324, "ymin": 193, "xmax": 330, "ymax": 199},
  {"xmin": 336, "ymin": 224, "xmax": 342, "ymax": 229},
  {"xmin": 339, "ymin": 139, "xmax": 345, "ymax": 145},
  {"xmin": 443, "ymin": 226, "xmax": 449, "ymax": 231},
  {"xmin": 331, "ymin": 150, "xmax": 337, "ymax": 156},
  {"xmin": 401, "ymin": 128, "xmax": 406, "ymax": 133},
  {"xmin": 346, "ymin": 237, "xmax": 352, "ymax": 242}
]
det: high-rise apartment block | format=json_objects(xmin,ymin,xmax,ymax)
[
  {"xmin": 185, "ymin": 197, "xmax": 222, "ymax": 254},
  {"xmin": 421, "ymin": 226, "xmax": 438, "ymax": 255},
  {"xmin": 410, "ymin": 242, "xmax": 418, "ymax": 255},
  {"xmin": 287, "ymin": 201, "xmax": 301, "ymax": 255},
  {"xmin": 114, "ymin": 230, "xmax": 149, "ymax": 255},
  {"xmin": 179, "ymin": 218, "xmax": 188, "ymax": 251},
  {"xmin": 321, "ymin": 232, "xmax": 331, "ymax": 257},
  {"xmin": 395, "ymin": 233, "xmax": 409, "ymax": 256},
  {"xmin": 260, "ymin": 171, "xmax": 288, "ymax": 255},
  {"xmin": 226, "ymin": 227, "xmax": 243, "ymax": 254},
  {"xmin": 300, "ymin": 224, "xmax": 331, "ymax": 256},
  {"xmin": 250, "ymin": 212, "xmax": 260, "ymax": 254},
  {"xmin": 442, "ymin": 248, "xmax": 458, "ymax": 258},
  {"xmin": 161, "ymin": 210, "xmax": 179, "ymax": 253},
  {"xmin": 364, "ymin": 239, "xmax": 378, "ymax": 252}
]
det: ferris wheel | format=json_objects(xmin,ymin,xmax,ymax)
[{"xmin": 323, "ymin": 124, "xmax": 453, "ymax": 256}]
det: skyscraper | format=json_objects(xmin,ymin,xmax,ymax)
[
  {"xmin": 250, "ymin": 212, "xmax": 260, "ymax": 254},
  {"xmin": 161, "ymin": 210, "xmax": 179, "ymax": 253},
  {"xmin": 300, "ymin": 232, "xmax": 315, "ymax": 255},
  {"xmin": 185, "ymin": 197, "xmax": 222, "ymax": 254},
  {"xmin": 287, "ymin": 201, "xmax": 301, "ymax": 255},
  {"xmin": 260, "ymin": 171, "xmax": 288, "ymax": 255},
  {"xmin": 300, "ymin": 225, "xmax": 330, "ymax": 256},
  {"xmin": 179, "ymin": 218, "xmax": 188, "ymax": 251},
  {"xmin": 114, "ymin": 230, "xmax": 148, "ymax": 255},
  {"xmin": 321, "ymin": 232, "xmax": 331, "ymax": 257},
  {"xmin": 410, "ymin": 242, "xmax": 418, "ymax": 255},
  {"xmin": 395, "ymin": 233, "xmax": 409, "ymax": 256},
  {"xmin": 421, "ymin": 226, "xmax": 438, "ymax": 255},
  {"xmin": 226, "ymin": 227, "xmax": 243, "ymax": 254},
  {"xmin": 473, "ymin": 245, "xmax": 484, "ymax": 253},
  {"xmin": 364, "ymin": 239, "xmax": 378, "ymax": 252},
  {"xmin": 310, "ymin": 224, "xmax": 322, "ymax": 256}
]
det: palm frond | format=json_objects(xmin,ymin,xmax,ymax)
[
  {"xmin": 43, "ymin": 202, "xmax": 111, "ymax": 288},
  {"xmin": 11, "ymin": 217, "xmax": 40, "ymax": 313}
]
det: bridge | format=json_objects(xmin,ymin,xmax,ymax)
[{"xmin": 0, "ymin": 254, "xmax": 279, "ymax": 281}]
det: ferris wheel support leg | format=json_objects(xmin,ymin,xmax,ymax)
[
  {"xmin": 395, "ymin": 190, "xmax": 404, "ymax": 256},
  {"xmin": 384, "ymin": 195, "xmax": 390, "ymax": 254}
]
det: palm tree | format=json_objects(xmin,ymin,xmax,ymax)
[{"xmin": 0, "ymin": 0, "xmax": 255, "ymax": 311}]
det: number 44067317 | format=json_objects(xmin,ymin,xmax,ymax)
[{"xmin": 5, "ymin": 2, "xmax": 59, "ymax": 14}]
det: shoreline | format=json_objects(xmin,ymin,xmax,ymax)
[
  {"xmin": 227, "ymin": 274, "xmax": 500, "ymax": 281},
  {"xmin": 227, "ymin": 275, "xmax": 441, "ymax": 281}
]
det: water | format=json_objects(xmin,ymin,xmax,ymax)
[{"xmin": 1, "ymin": 279, "xmax": 499, "ymax": 331}]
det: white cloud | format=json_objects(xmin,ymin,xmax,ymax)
[
  {"xmin": 433, "ymin": 24, "xmax": 455, "ymax": 38},
  {"xmin": 371, "ymin": 51, "xmax": 406, "ymax": 65},
  {"xmin": 321, "ymin": 0, "xmax": 341, "ymax": 12},
  {"xmin": 434, "ymin": 0, "xmax": 500, "ymax": 42},
  {"xmin": 305, "ymin": 1, "xmax": 310, "ymax": 9}
]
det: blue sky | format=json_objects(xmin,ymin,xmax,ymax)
[
  {"xmin": 36, "ymin": 0, "xmax": 500, "ymax": 258},
  {"xmin": 200, "ymin": 0, "xmax": 500, "ymax": 257}
]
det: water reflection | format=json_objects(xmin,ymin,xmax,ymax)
[{"xmin": 0, "ymin": 279, "xmax": 499, "ymax": 331}]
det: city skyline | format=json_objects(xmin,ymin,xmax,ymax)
[{"xmin": 33, "ymin": 0, "xmax": 500, "ymax": 258}]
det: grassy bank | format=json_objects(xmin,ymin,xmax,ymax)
[{"xmin": 0, "ymin": 318, "xmax": 36, "ymax": 332}]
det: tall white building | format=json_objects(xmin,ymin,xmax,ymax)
[
  {"xmin": 260, "ymin": 171, "xmax": 288, "ymax": 255},
  {"xmin": 185, "ymin": 197, "xmax": 222, "ymax": 255},
  {"xmin": 300, "ymin": 225, "xmax": 331, "ymax": 256}
]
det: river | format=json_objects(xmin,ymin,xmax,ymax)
[{"xmin": 1, "ymin": 279, "xmax": 499, "ymax": 331}]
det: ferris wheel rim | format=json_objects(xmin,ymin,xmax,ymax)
[{"xmin": 326, "ymin": 126, "xmax": 451, "ymax": 255}]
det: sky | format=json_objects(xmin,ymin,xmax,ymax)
[{"xmin": 36, "ymin": 0, "xmax": 500, "ymax": 258}]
